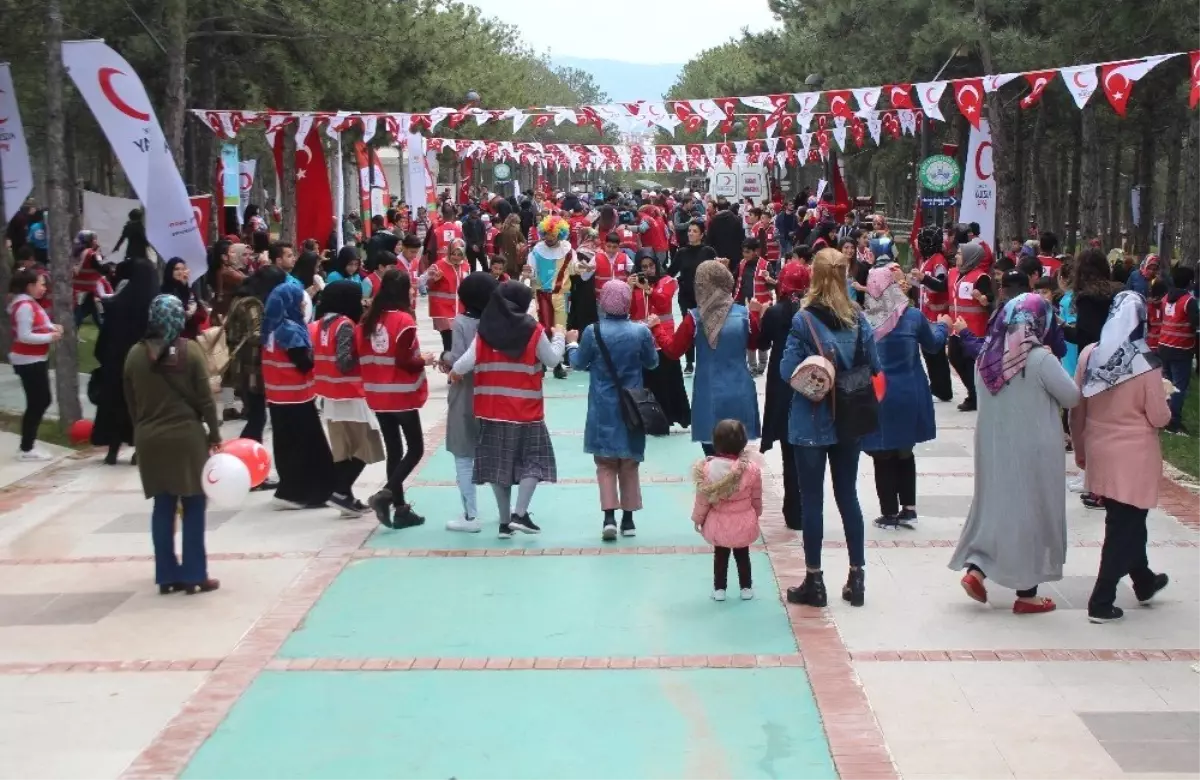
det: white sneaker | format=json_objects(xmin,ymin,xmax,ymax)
[
  {"xmin": 16, "ymin": 448, "xmax": 53, "ymax": 462},
  {"xmin": 1067, "ymin": 475, "xmax": 1085, "ymax": 493},
  {"xmin": 712, "ymin": 589, "xmax": 727, "ymax": 602},
  {"xmin": 741, "ymin": 588, "xmax": 755, "ymax": 601},
  {"xmin": 446, "ymin": 516, "xmax": 482, "ymax": 533}
]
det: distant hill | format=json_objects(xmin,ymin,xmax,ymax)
[{"xmin": 552, "ymin": 56, "xmax": 682, "ymax": 104}]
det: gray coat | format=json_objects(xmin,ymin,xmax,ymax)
[{"xmin": 445, "ymin": 314, "xmax": 481, "ymax": 457}]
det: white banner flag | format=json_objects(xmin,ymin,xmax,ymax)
[
  {"xmin": 238, "ymin": 160, "xmax": 256, "ymax": 221},
  {"xmin": 959, "ymin": 119, "xmax": 996, "ymax": 249},
  {"xmin": 0, "ymin": 64, "xmax": 34, "ymax": 222},
  {"xmin": 62, "ymin": 41, "xmax": 205, "ymax": 276}
]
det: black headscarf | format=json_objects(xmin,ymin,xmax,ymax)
[
  {"xmin": 316, "ymin": 279, "xmax": 364, "ymax": 323},
  {"xmin": 477, "ymin": 280, "xmax": 536, "ymax": 359},
  {"xmin": 459, "ymin": 271, "xmax": 499, "ymax": 319},
  {"xmin": 635, "ymin": 248, "xmax": 659, "ymax": 279},
  {"xmin": 234, "ymin": 265, "xmax": 287, "ymax": 301},
  {"xmin": 331, "ymin": 246, "xmax": 360, "ymax": 278},
  {"xmin": 161, "ymin": 257, "xmax": 192, "ymax": 305},
  {"xmin": 97, "ymin": 258, "xmax": 159, "ymax": 369},
  {"xmin": 292, "ymin": 251, "xmax": 320, "ymax": 288}
]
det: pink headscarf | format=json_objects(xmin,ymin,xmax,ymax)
[
  {"xmin": 863, "ymin": 264, "xmax": 909, "ymax": 341},
  {"xmin": 599, "ymin": 279, "xmax": 632, "ymax": 316}
]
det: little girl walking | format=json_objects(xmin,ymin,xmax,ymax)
[{"xmin": 691, "ymin": 419, "xmax": 763, "ymax": 601}]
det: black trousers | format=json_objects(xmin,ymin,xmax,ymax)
[
  {"xmin": 240, "ymin": 390, "xmax": 267, "ymax": 442},
  {"xmin": 438, "ymin": 330, "xmax": 453, "ymax": 352},
  {"xmin": 1089, "ymin": 498, "xmax": 1155, "ymax": 612},
  {"xmin": 377, "ymin": 410, "xmax": 424, "ymax": 505},
  {"xmin": 714, "ymin": 546, "xmax": 752, "ymax": 590},
  {"xmin": 947, "ymin": 336, "xmax": 976, "ymax": 402},
  {"xmin": 871, "ymin": 449, "xmax": 916, "ymax": 517},
  {"xmin": 466, "ymin": 250, "xmax": 486, "ymax": 274},
  {"xmin": 13, "ymin": 361, "xmax": 51, "ymax": 452},
  {"xmin": 923, "ymin": 346, "xmax": 953, "ymax": 402},
  {"xmin": 332, "ymin": 458, "xmax": 367, "ymax": 500},
  {"xmin": 780, "ymin": 443, "xmax": 803, "ymax": 530}
]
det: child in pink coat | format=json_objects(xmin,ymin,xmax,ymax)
[{"xmin": 692, "ymin": 419, "xmax": 763, "ymax": 602}]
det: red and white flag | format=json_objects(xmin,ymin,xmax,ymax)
[
  {"xmin": 1060, "ymin": 65, "xmax": 1098, "ymax": 109},
  {"xmin": 0, "ymin": 64, "xmax": 33, "ymax": 222},
  {"xmin": 273, "ymin": 128, "xmax": 334, "ymax": 250},
  {"xmin": 886, "ymin": 84, "xmax": 915, "ymax": 110},
  {"xmin": 1099, "ymin": 55, "xmax": 1174, "ymax": 116},
  {"xmin": 826, "ymin": 90, "xmax": 855, "ymax": 120},
  {"xmin": 1019, "ymin": 71, "xmax": 1057, "ymax": 109},
  {"xmin": 1191, "ymin": 51, "xmax": 1200, "ymax": 109},
  {"xmin": 914, "ymin": 81, "xmax": 948, "ymax": 121},
  {"xmin": 62, "ymin": 40, "xmax": 206, "ymax": 276},
  {"xmin": 953, "ymin": 78, "xmax": 985, "ymax": 129}
]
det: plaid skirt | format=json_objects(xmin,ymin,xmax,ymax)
[{"xmin": 472, "ymin": 420, "xmax": 558, "ymax": 487}]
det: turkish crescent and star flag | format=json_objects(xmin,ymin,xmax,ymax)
[
  {"xmin": 62, "ymin": 40, "xmax": 207, "ymax": 278},
  {"xmin": 272, "ymin": 124, "xmax": 333, "ymax": 251}
]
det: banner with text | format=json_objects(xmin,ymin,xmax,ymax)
[{"xmin": 958, "ymin": 119, "xmax": 996, "ymax": 249}]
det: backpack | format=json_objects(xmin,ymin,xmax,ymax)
[{"xmin": 832, "ymin": 323, "xmax": 880, "ymax": 440}]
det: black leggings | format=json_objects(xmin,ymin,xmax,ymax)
[
  {"xmin": 871, "ymin": 449, "xmax": 916, "ymax": 517},
  {"xmin": 332, "ymin": 458, "xmax": 367, "ymax": 501},
  {"xmin": 14, "ymin": 361, "xmax": 51, "ymax": 452},
  {"xmin": 376, "ymin": 410, "xmax": 424, "ymax": 505},
  {"xmin": 967, "ymin": 564, "xmax": 1038, "ymax": 598},
  {"xmin": 923, "ymin": 347, "xmax": 953, "ymax": 402},
  {"xmin": 780, "ymin": 443, "xmax": 802, "ymax": 530},
  {"xmin": 439, "ymin": 330, "xmax": 453, "ymax": 352},
  {"xmin": 239, "ymin": 390, "xmax": 267, "ymax": 443},
  {"xmin": 947, "ymin": 335, "xmax": 976, "ymax": 402},
  {"xmin": 714, "ymin": 546, "xmax": 752, "ymax": 590}
]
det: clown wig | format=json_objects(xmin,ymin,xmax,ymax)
[{"xmin": 538, "ymin": 215, "xmax": 570, "ymax": 241}]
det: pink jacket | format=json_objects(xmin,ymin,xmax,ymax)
[
  {"xmin": 691, "ymin": 456, "xmax": 763, "ymax": 549},
  {"xmin": 1070, "ymin": 345, "xmax": 1172, "ymax": 510}
]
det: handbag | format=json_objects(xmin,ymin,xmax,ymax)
[
  {"xmin": 789, "ymin": 312, "xmax": 836, "ymax": 402},
  {"xmin": 592, "ymin": 323, "xmax": 670, "ymax": 437}
]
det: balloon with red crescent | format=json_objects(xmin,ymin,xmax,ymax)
[{"xmin": 98, "ymin": 67, "xmax": 151, "ymax": 121}]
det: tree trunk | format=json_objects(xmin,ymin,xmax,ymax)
[
  {"xmin": 1134, "ymin": 106, "xmax": 1156, "ymax": 255},
  {"xmin": 973, "ymin": 0, "xmax": 1016, "ymax": 244},
  {"xmin": 281, "ymin": 132, "xmax": 297, "ymax": 245},
  {"xmin": 1029, "ymin": 102, "xmax": 1047, "ymax": 234},
  {"xmin": 1066, "ymin": 113, "xmax": 1082, "ymax": 254},
  {"xmin": 163, "ymin": 0, "xmax": 188, "ymax": 172},
  {"xmin": 1180, "ymin": 111, "xmax": 1199, "ymax": 268},
  {"xmin": 1159, "ymin": 121, "xmax": 1182, "ymax": 266},
  {"xmin": 1107, "ymin": 136, "xmax": 1123, "ymax": 251},
  {"xmin": 1078, "ymin": 105, "xmax": 1102, "ymax": 243},
  {"xmin": 46, "ymin": 0, "xmax": 82, "ymax": 424},
  {"xmin": 0, "ymin": 145, "xmax": 11, "ymax": 356},
  {"xmin": 65, "ymin": 118, "xmax": 81, "ymax": 239}
]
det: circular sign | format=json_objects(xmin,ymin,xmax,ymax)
[
  {"xmin": 918, "ymin": 155, "xmax": 961, "ymax": 193},
  {"xmin": 493, "ymin": 163, "xmax": 512, "ymax": 182}
]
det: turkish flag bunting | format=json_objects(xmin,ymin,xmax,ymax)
[
  {"xmin": 1191, "ymin": 51, "xmax": 1200, "ymax": 109},
  {"xmin": 1100, "ymin": 55, "xmax": 1173, "ymax": 116},
  {"xmin": 272, "ymin": 129, "xmax": 334, "ymax": 251},
  {"xmin": 1019, "ymin": 70, "xmax": 1057, "ymax": 109},
  {"xmin": 886, "ymin": 84, "xmax": 915, "ymax": 109},
  {"xmin": 825, "ymin": 90, "xmax": 855, "ymax": 120},
  {"xmin": 953, "ymin": 78, "xmax": 985, "ymax": 128}
]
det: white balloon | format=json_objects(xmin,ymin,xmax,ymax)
[{"xmin": 202, "ymin": 453, "xmax": 252, "ymax": 507}]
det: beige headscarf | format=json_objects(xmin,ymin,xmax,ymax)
[{"xmin": 694, "ymin": 260, "xmax": 735, "ymax": 349}]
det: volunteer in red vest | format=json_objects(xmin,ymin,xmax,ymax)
[
  {"xmin": 947, "ymin": 241, "xmax": 994, "ymax": 412},
  {"xmin": 638, "ymin": 205, "xmax": 670, "ymax": 269},
  {"xmin": 71, "ymin": 230, "xmax": 105, "ymax": 328},
  {"xmin": 424, "ymin": 203, "xmax": 462, "ymax": 270},
  {"xmin": 616, "ymin": 219, "xmax": 641, "ymax": 261},
  {"xmin": 426, "ymin": 238, "xmax": 471, "ymax": 353},
  {"xmin": 1036, "ymin": 231, "xmax": 1062, "ymax": 279},
  {"xmin": 450, "ymin": 281, "xmax": 570, "ymax": 538},
  {"xmin": 7, "ymin": 267, "xmax": 62, "ymax": 461},
  {"xmin": 909, "ymin": 225, "xmax": 955, "ymax": 402},
  {"xmin": 733, "ymin": 238, "xmax": 774, "ymax": 375},
  {"xmin": 567, "ymin": 204, "xmax": 592, "ymax": 250},
  {"xmin": 356, "ymin": 269, "xmax": 435, "ymax": 529},
  {"xmin": 595, "ymin": 232, "xmax": 627, "ymax": 284},
  {"xmin": 309, "ymin": 280, "xmax": 385, "ymax": 517},
  {"xmin": 1159, "ymin": 265, "xmax": 1199, "ymax": 434},
  {"xmin": 261, "ymin": 283, "xmax": 336, "ymax": 510},
  {"xmin": 630, "ymin": 250, "xmax": 691, "ymax": 429}
]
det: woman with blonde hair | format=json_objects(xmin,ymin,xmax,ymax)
[{"xmin": 780, "ymin": 249, "xmax": 881, "ymax": 608}]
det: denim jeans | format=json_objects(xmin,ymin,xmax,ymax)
[
  {"xmin": 1162, "ymin": 356, "xmax": 1193, "ymax": 426},
  {"xmin": 793, "ymin": 441, "xmax": 866, "ymax": 569},
  {"xmin": 151, "ymin": 494, "xmax": 208, "ymax": 586}
]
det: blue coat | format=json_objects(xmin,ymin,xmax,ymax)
[
  {"xmin": 859, "ymin": 308, "xmax": 948, "ymax": 452},
  {"xmin": 689, "ymin": 305, "xmax": 761, "ymax": 443},
  {"xmin": 780, "ymin": 308, "xmax": 881, "ymax": 447},
  {"xmin": 570, "ymin": 315, "xmax": 659, "ymax": 461}
]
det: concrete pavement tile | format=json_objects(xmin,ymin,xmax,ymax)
[
  {"xmin": 884, "ymin": 737, "xmax": 1012, "ymax": 778},
  {"xmin": 992, "ymin": 736, "xmax": 1125, "ymax": 779}
]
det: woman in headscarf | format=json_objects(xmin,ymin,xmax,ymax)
[
  {"xmin": 326, "ymin": 246, "xmax": 369, "ymax": 296},
  {"xmin": 565, "ymin": 229, "xmax": 601, "ymax": 334},
  {"xmin": 949, "ymin": 293, "xmax": 1081, "ymax": 614},
  {"xmin": 654, "ymin": 260, "xmax": 761, "ymax": 454},
  {"xmin": 291, "ymin": 250, "xmax": 324, "ymax": 320},
  {"xmin": 92, "ymin": 257, "xmax": 159, "ymax": 465},
  {"xmin": 450, "ymin": 281, "xmax": 571, "ymax": 537},
  {"xmin": 910, "ymin": 225, "xmax": 956, "ymax": 402},
  {"xmin": 569, "ymin": 280, "xmax": 660, "ymax": 541},
  {"xmin": 311, "ymin": 280, "xmax": 383, "ymax": 517},
  {"xmin": 161, "ymin": 258, "xmax": 210, "ymax": 339},
  {"xmin": 631, "ymin": 249, "xmax": 690, "ymax": 430},
  {"xmin": 262, "ymin": 283, "xmax": 335, "ymax": 510},
  {"xmin": 1070, "ymin": 291, "xmax": 1172, "ymax": 622},
  {"xmin": 124, "ymin": 294, "xmax": 222, "ymax": 595},
  {"xmin": 441, "ymin": 271, "xmax": 499, "ymax": 533},
  {"xmin": 947, "ymin": 240, "xmax": 995, "ymax": 412},
  {"xmin": 859, "ymin": 264, "xmax": 950, "ymax": 529},
  {"xmin": 1124, "ymin": 254, "xmax": 1159, "ymax": 297},
  {"xmin": 758, "ymin": 261, "xmax": 810, "ymax": 531}
]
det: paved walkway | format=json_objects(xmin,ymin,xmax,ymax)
[{"xmin": 0, "ymin": 311, "xmax": 1196, "ymax": 779}]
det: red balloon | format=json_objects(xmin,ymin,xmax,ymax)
[
  {"xmin": 221, "ymin": 438, "xmax": 272, "ymax": 487},
  {"xmin": 68, "ymin": 419, "xmax": 93, "ymax": 445}
]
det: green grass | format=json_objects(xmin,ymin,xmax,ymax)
[
  {"xmin": 0, "ymin": 411, "xmax": 82, "ymax": 449},
  {"xmin": 1161, "ymin": 378, "xmax": 1199, "ymax": 478},
  {"xmin": 75, "ymin": 323, "xmax": 99, "ymax": 374}
]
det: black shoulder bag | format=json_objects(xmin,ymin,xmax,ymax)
[
  {"xmin": 592, "ymin": 323, "xmax": 670, "ymax": 437},
  {"xmin": 832, "ymin": 324, "xmax": 880, "ymax": 439}
]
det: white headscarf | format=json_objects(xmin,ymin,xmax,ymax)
[{"xmin": 1081, "ymin": 291, "xmax": 1161, "ymax": 398}]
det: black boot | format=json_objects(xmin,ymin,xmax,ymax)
[
  {"xmin": 620, "ymin": 511, "xmax": 636, "ymax": 537},
  {"xmin": 602, "ymin": 510, "xmax": 617, "ymax": 541},
  {"xmin": 786, "ymin": 571, "xmax": 827, "ymax": 607},
  {"xmin": 553, "ymin": 363, "xmax": 568, "ymax": 379},
  {"xmin": 842, "ymin": 568, "xmax": 865, "ymax": 607}
]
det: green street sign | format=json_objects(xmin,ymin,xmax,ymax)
[
  {"xmin": 918, "ymin": 155, "xmax": 961, "ymax": 193},
  {"xmin": 493, "ymin": 163, "xmax": 512, "ymax": 182}
]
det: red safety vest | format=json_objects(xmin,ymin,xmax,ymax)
[
  {"xmin": 427, "ymin": 259, "xmax": 468, "ymax": 319},
  {"xmin": 616, "ymin": 225, "xmax": 640, "ymax": 254},
  {"xmin": 568, "ymin": 215, "xmax": 591, "ymax": 249},
  {"xmin": 763, "ymin": 224, "xmax": 780, "ymax": 262},
  {"xmin": 641, "ymin": 215, "xmax": 669, "ymax": 252},
  {"xmin": 72, "ymin": 249, "xmax": 103, "ymax": 296},
  {"xmin": 1038, "ymin": 254, "xmax": 1062, "ymax": 279},
  {"xmin": 262, "ymin": 338, "xmax": 316, "ymax": 405},
  {"xmin": 1158, "ymin": 293, "xmax": 1196, "ymax": 351},
  {"xmin": 592, "ymin": 252, "xmax": 616, "ymax": 285},
  {"xmin": 485, "ymin": 226, "xmax": 499, "ymax": 255},
  {"xmin": 919, "ymin": 253, "xmax": 951, "ymax": 321},
  {"xmin": 1146, "ymin": 299, "xmax": 1162, "ymax": 350},
  {"xmin": 435, "ymin": 221, "xmax": 463, "ymax": 262},
  {"xmin": 473, "ymin": 325, "xmax": 546, "ymax": 423},
  {"xmin": 630, "ymin": 277, "xmax": 678, "ymax": 332},
  {"xmin": 949, "ymin": 267, "xmax": 990, "ymax": 336},
  {"xmin": 355, "ymin": 310, "xmax": 429, "ymax": 413},
  {"xmin": 308, "ymin": 316, "xmax": 364, "ymax": 400},
  {"xmin": 734, "ymin": 258, "xmax": 772, "ymax": 304},
  {"xmin": 8, "ymin": 297, "xmax": 54, "ymax": 360}
]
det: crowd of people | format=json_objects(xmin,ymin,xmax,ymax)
[{"xmin": 5, "ymin": 184, "xmax": 1197, "ymax": 620}]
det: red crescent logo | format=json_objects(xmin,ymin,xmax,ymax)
[
  {"xmin": 239, "ymin": 171, "xmax": 253, "ymax": 189},
  {"xmin": 975, "ymin": 140, "xmax": 993, "ymax": 180},
  {"xmin": 205, "ymin": 469, "xmax": 219, "ymax": 485},
  {"xmin": 925, "ymin": 87, "xmax": 938, "ymax": 104},
  {"xmin": 192, "ymin": 206, "xmax": 203, "ymax": 226},
  {"xmin": 1072, "ymin": 71, "xmax": 1090, "ymax": 88},
  {"xmin": 863, "ymin": 91, "xmax": 877, "ymax": 107},
  {"xmin": 98, "ymin": 67, "xmax": 150, "ymax": 122}
]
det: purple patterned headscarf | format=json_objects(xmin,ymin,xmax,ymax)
[
  {"xmin": 977, "ymin": 293, "xmax": 1052, "ymax": 395},
  {"xmin": 599, "ymin": 279, "xmax": 632, "ymax": 317}
]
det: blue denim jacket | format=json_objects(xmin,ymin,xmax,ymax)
[
  {"xmin": 570, "ymin": 316, "xmax": 659, "ymax": 460},
  {"xmin": 779, "ymin": 308, "xmax": 881, "ymax": 447}
]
